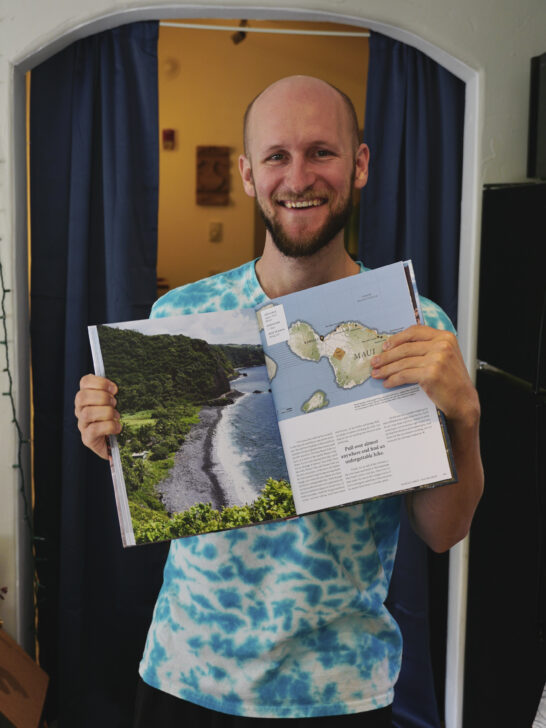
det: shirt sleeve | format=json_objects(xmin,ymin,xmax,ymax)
[{"xmin": 419, "ymin": 295, "xmax": 456, "ymax": 334}]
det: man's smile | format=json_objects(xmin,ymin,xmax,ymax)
[
  {"xmin": 255, "ymin": 180, "xmax": 352, "ymax": 259},
  {"xmin": 275, "ymin": 197, "xmax": 327, "ymax": 210}
]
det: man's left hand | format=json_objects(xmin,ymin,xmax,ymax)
[
  {"xmin": 371, "ymin": 324, "xmax": 483, "ymax": 552},
  {"xmin": 370, "ymin": 324, "xmax": 478, "ymax": 426}
]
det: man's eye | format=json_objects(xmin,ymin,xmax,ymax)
[
  {"xmin": 268, "ymin": 153, "xmax": 285, "ymax": 161},
  {"xmin": 316, "ymin": 149, "xmax": 333, "ymax": 158}
]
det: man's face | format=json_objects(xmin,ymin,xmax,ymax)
[{"xmin": 239, "ymin": 78, "xmax": 369, "ymax": 259}]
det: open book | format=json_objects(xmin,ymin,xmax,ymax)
[{"xmin": 89, "ymin": 261, "xmax": 456, "ymax": 546}]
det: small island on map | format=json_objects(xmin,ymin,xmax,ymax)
[
  {"xmin": 288, "ymin": 320, "xmax": 390, "ymax": 389},
  {"xmin": 301, "ymin": 390, "xmax": 329, "ymax": 413}
]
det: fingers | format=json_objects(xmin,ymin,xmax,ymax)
[
  {"xmin": 376, "ymin": 325, "xmax": 458, "ymax": 358},
  {"xmin": 372, "ymin": 357, "xmax": 436, "ymax": 388},
  {"xmin": 372, "ymin": 328, "xmax": 458, "ymax": 370},
  {"xmin": 75, "ymin": 375, "xmax": 117, "ymax": 414},
  {"xmin": 369, "ymin": 325, "xmax": 474, "ymax": 420},
  {"xmin": 74, "ymin": 389, "xmax": 115, "ymax": 417},
  {"xmin": 80, "ymin": 415, "xmax": 121, "ymax": 440},
  {"xmin": 81, "ymin": 419, "xmax": 121, "ymax": 459},
  {"xmin": 76, "ymin": 404, "xmax": 121, "ymax": 432},
  {"xmin": 378, "ymin": 323, "xmax": 430, "ymax": 353},
  {"xmin": 79, "ymin": 373, "xmax": 118, "ymax": 395},
  {"xmin": 75, "ymin": 373, "xmax": 121, "ymax": 460}
]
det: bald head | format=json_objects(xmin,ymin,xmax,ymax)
[{"xmin": 243, "ymin": 75, "xmax": 360, "ymax": 158}]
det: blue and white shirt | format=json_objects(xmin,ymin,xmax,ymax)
[{"xmin": 139, "ymin": 259, "xmax": 454, "ymax": 718}]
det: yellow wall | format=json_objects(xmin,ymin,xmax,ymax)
[{"xmin": 157, "ymin": 19, "xmax": 369, "ymax": 291}]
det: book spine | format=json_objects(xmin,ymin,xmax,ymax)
[{"xmin": 87, "ymin": 326, "xmax": 136, "ymax": 547}]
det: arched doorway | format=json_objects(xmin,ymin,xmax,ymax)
[{"xmin": 13, "ymin": 9, "xmax": 480, "ymax": 727}]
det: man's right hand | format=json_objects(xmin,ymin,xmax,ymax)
[{"xmin": 74, "ymin": 374, "xmax": 122, "ymax": 460}]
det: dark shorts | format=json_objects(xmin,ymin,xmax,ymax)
[{"xmin": 133, "ymin": 678, "xmax": 392, "ymax": 727}]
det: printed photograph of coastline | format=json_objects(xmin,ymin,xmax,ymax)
[{"xmin": 92, "ymin": 309, "xmax": 294, "ymax": 546}]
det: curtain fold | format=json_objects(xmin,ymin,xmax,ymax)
[
  {"xmin": 360, "ymin": 31, "xmax": 466, "ymax": 728},
  {"xmin": 359, "ymin": 31, "xmax": 465, "ymax": 324},
  {"xmin": 30, "ymin": 22, "xmax": 167, "ymax": 728}
]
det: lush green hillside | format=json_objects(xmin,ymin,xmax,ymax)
[
  {"xmin": 97, "ymin": 325, "xmax": 263, "ymax": 413},
  {"xmin": 216, "ymin": 343, "xmax": 265, "ymax": 369}
]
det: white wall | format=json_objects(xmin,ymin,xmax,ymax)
[{"xmin": 0, "ymin": 0, "xmax": 544, "ymax": 709}]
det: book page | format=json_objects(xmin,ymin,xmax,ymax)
[
  {"xmin": 256, "ymin": 261, "xmax": 455, "ymax": 512},
  {"xmin": 89, "ymin": 308, "xmax": 293, "ymax": 546},
  {"xmin": 280, "ymin": 386, "xmax": 453, "ymax": 513}
]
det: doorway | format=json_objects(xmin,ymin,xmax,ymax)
[{"xmin": 156, "ymin": 18, "xmax": 369, "ymax": 291}]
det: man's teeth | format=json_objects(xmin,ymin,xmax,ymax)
[{"xmin": 283, "ymin": 199, "xmax": 323, "ymax": 209}]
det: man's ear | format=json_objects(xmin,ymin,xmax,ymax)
[
  {"xmin": 353, "ymin": 143, "xmax": 370, "ymax": 190},
  {"xmin": 238, "ymin": 155, "xmax": 256, "ymax": 198}
]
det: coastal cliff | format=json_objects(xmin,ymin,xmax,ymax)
[{"xmin": 97, "ymin": 324, "xmax": 263, "ymax": 411}]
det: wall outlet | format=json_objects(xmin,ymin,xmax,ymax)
[{"xmin": 209, "ymin": 221, "xmax": 223, "ymax": 242}]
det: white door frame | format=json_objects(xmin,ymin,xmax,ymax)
[{"xmin": 10, "ymin": 8, "xmax": 482, "ymax": 727}]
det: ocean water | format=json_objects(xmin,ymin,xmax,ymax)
[{"xmin": 213, "ymin": 365, "xmax": 289, "ymax": 505}]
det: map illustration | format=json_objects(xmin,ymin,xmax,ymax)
[
  {"xmin": 256, "ymin": 262, "xmax": 421, "ymax": 423},
  {"xmin": 288, "ymin": 320, "xmax": 390, "ymax": 389}
]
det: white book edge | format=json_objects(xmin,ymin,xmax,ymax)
[{"xmin": 88, "ymin": 325, "xmax": 136, "ymax": 547}]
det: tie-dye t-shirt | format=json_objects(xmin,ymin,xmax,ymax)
[{"xmin": 139, "ymin": 259, "xmax": 454, "ymax": 718}]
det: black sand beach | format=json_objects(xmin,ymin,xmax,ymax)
[{"xmin": 155, "ymin": 392, "xmax": 243, "ymax": 514}]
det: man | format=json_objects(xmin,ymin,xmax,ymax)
[{"xmin": 75, "ymin": 76, "xmax": 483, "ymax": 726}]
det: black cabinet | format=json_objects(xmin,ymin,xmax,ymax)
[{"xmin": 464, "ymin": 183, "xmax": 546, "ymax": 727}]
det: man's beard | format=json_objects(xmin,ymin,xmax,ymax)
[{"xmin": 257, "ymin": 190, "xmax": 353, "ymax": 259}]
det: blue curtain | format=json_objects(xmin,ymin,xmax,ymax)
[
  {"xmin": 30, "ymin": 22, "xmax": 165, "ymax": 727},
  {"xmin": 359, "ymin": 32, "xmax": 466, "ymax": 728},
  {"xmin": 359, "ymin": 31, "xmax": 465, "ymax": 324}
]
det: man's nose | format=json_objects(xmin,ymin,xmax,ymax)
[{"xmin": 285, "ymin": 157, "xmax": 316, "ymax": 193}]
